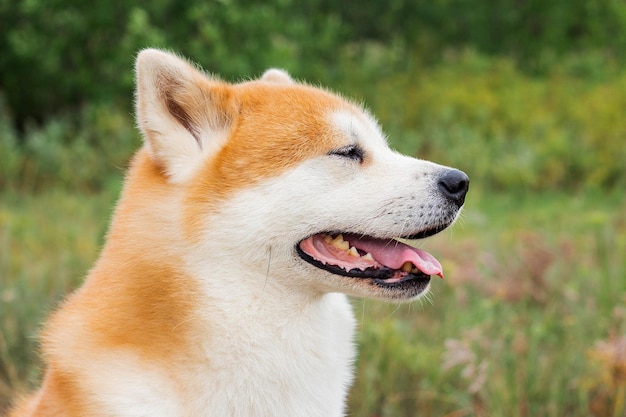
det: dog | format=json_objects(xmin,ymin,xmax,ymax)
[{"xmin": 9, "ymin": 49, "xmax": 468, "ymax": 417}]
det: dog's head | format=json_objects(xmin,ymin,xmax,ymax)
[{"xmin": 131, "ymin": 49, "xmax": 468, "ymax": 302}]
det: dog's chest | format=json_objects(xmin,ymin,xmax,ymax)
[
  {"xmin": 178, "ymin": 292, "xmax": 357, "ymax": 416},
  {"xmin": 190, "ymin": 294, "xmax": 354, "ymax": 416}
]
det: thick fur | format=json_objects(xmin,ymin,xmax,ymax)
[{"xmin": 9, "ymin": 49, "xmax": 466, "ymax": 417}]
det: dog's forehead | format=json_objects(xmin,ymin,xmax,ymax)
[
  {"xmin": 328, "ymin": 107, "xmax": 386, "ymax": 148},
  {"xmin": 233, "ymin": 83, "xmax": 372, "ymax": 150},
  {"xmin": 237, "ymin": 82, "xmax": 384, "ymax": 147}
]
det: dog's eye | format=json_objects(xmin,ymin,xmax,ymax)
[{"xmin": 329, "ymin": 145, "xmax": 364, "ymax": 163}]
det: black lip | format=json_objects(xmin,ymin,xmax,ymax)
[
  {"xmin": 402, "ymin": 223, "xmax": 450, "ymax": 240},
  {"xmin": 295, "ymin": 244, "xmax": 431, "ymax": 288}
]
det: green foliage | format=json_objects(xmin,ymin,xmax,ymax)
[
  {"xmin": 1, "ymin": 0, "xmax": 625, "ymax": 192},
  {"xmin": 363, "ymin": 50, "xmax": 626, "ymax": 191},
  {"xmin": 323, "ymin": 0, "xmax": 626, "ymax": 73},
  {"xmin": 0, "ymin": 0, "xmax": 346, "ymax": 129},
  {"xmin": 0, "ymin": 100, "xmax": 138, "ymax": 192},
  {"xmin": 2, "ymin": 0, "xmax": 626, "ymax": 129}
]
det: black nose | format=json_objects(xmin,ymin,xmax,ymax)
[{"xmin": 437, "ymin": 169, "xmax": 469, "ymax": 207}]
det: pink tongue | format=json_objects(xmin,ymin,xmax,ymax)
[{"xmin": 351, "ymin": 236, "xmax": 444, "ymax": 278}]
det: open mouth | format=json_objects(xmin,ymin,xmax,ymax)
[{"xmin": 296, "ymin": 229, "xmax": 446, "ymax": 289}]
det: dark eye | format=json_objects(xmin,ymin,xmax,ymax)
[{"xmin": 329, "ymin": 145, "xmax": 364, "ymax": 163}]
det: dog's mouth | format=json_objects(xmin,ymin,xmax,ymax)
[{"xmin": 296, "ymin": 229, "xmax": 446, "ymax": 288}]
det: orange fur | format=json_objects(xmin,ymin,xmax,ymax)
[{"xmin": 9, "ymin": 370, "xmax": 86, "ymax": 417}]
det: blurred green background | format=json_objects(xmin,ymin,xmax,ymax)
[{"xmin": 1, "ymin": 1, "xmax": 625, "ymax": 416}]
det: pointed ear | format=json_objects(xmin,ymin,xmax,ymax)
[
  {"xmin": 135, "ymin": 49, "xmax": 237, "ymax": 182},
  {"xmin": 260, "ymin": 68, "xmax": 294, "ymax": 85}
]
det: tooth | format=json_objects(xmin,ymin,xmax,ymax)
[
  {"xmin": 363, "ymin": 252, "xmax": 374, "ymax": 261},
  {"xmin": 348, "ymin": 246, "xmax": 359, "ymax": 257},
  {"xmin": 331, "ymin": 234, "xmax": 349, "ymax": 250},
  {"xmin": 324, "ymin": 235, "xmax": 333, "ymax": 243},
  {"xmin": 401, "ymin": 261, "xmax": 413, "ymax": 272}
]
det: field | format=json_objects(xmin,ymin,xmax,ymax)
[
  {"xmin": 3, "ymin": 0, "xmax": 626, "ymax": 414},
  {"xmin": 1, "ymin": 184, "xmax": 625, "ymax": 416},
  {"xmin": 2, "ymin": 37, "xmax": 626, "ymax": 415}
]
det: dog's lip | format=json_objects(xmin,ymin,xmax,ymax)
[
  {"xmin": 296, "ymin": 229, "xmax": 447, "ymax": 281},
  {"xmin": 296, "ymin": 243, "xmax": 432, "ymax": 288},
  {"xmin": 400, "ymin": 224, "xmax": 450, "ymax": 240}
]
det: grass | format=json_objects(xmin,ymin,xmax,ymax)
[
  {"xmin": 351, "ymin": 189, "xmax": 626, "ymax": 416},
  {"xmin": 1, "ymin": 184, "xmax": 624, "ymax": 416},
  {"xmin": 0, "ymin": 189, "xmax": 115, "ymax": 411}
]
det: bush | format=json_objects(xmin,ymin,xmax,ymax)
[
  {"xmin": 0, "ymin": 0, "xmax": 346, "ymax": 131},
  {"xmin": 2, "ymin": 0, "xmax": 626, "ymax": 131},
  {"xmin": 0, "ymin": 100, "xmax": 139, "ymax": 192},
  {"xmin": 362, "ymin": 50, "xmax": 626, "ymax": 191}
]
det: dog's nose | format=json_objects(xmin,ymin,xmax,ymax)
[{"xmin": 437, "ymin": 169, "xmax": 469, "ymax": 207}]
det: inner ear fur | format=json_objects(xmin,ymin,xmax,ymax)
[
  {"xmin": 260, "ymin": 68, "xmax": 294, "ymax": 85},
  {"xmin": 135, "ymin": 49, "xmax": 238, "ymax": 181}
]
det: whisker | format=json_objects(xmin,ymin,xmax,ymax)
[{"xmin": 263, "ymin": 246, "xmax": 272, "ymax": 290}]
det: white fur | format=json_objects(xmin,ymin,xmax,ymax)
[{"xmin": 86, "ymin": 353, "xmax": 181, "ymax": 417}]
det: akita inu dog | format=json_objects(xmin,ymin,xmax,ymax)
[{"xmin": 10, "ymin": 49, "xmax": 468, "ymax": 417}]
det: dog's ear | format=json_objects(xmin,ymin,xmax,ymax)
[
  {"xmin": 135, "ymin": 49, "xmax": 237, "ymax": 182},
  {"xmin": 260, "ymin": 68, "xmax": 294, "ymax": 85}
]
